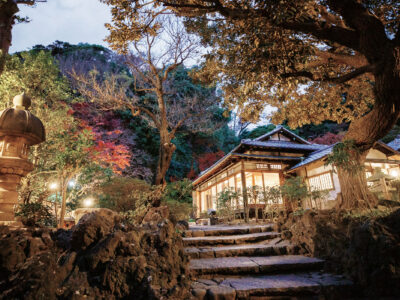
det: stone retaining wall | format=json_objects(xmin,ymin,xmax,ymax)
[{"xmin": 277, "ymin": 208, "xmax": 400, "ymax": 297}]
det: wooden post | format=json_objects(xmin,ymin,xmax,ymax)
[
  {"xmin": 261, "ymin": 172, "xmax": 266, "ymax": 221},
  {"xmin": 195, "ymin": 190, "xmax": 201, "ymax": 217},
  {"xmin": 381, "ymin": 178, "xmax": 390, "ymax": 199},
  {"xmin": 241, "ymin": 161, "xmax": 249, "ymax": 222},
  {"xmin": 279, "ymin": 171, "xmax": 290, "ymax": 212}
]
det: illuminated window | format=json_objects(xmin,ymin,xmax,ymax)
[
  {"xmin": 256, "ymin": 164, "xmax": 269, "ymax": 169},
  {"xmin": 308, "ymin": 173, "xmax": 334, "ymax": 191},
  {"xmin": 228, "ymin": 177, "xmax": 235, "ymax": 189},
  {"xmin": 217, "ymin": 182, "xmax": 223, "ymax": 193},
  {"xmin": 263, "ymin": 172, "xmax": 280, "ymax": 187},
  {"xmin": 270, "ymin": 164, "xmax": 282, "ymax": 169},
  {"xmin": 256, "ymin": 164, "xmax": 282, "ymax": 169}
]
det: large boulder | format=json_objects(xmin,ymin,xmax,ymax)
[
  {"xmin": 73, "ymin": 207, "xmax": 118, "ymax": 223},
  {"xmin": 142, "ymin": 206, "xmax": 169, "ymax": 224},
  {"xmin": 0, "ymin": 211, "xmax": 191, "ymax": 299},
  {"xmin": 71, "ymin": 209, "xmax": 119, "ymax": 251}
]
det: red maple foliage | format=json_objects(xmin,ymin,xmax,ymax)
[
  {"xmin": 309, "ymin": 132, "xmax": 343, "ymax": 145},
  {"xmin": 90, "ymin": 137, "xmax": 131, "ymax": 174},
  {"xmin": 71, "ymin": 103, "xmax": 131, "ymax": 174},
  {"xmin": 186, "ymin": 167, "xmax": 197, "ymax": 180},
  {"xmin": 197, "ymin": 150, "xmax": 225, "ymax": 172}
]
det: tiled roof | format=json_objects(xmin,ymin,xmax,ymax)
[
  {"xmin": 232, "ymin": 153, "xmax": 303, "ymax": 161},
  {"xmin": 193, "ymin": 140, "xmax": 327, "ymax": 184},
  {"xmin": 387, "ymin": 138, "xmax": 400, "ymax": 151},
  {"xmin": 288, "ymin": 145, "xmax": 334, "ymax": 172},
  {"xmin": 241, "ymin": 139, "xmax": 327, "ymax": 151},
  {"xmin": 254, "ymin": 125, "xmax": 310, "ymax": 144}
]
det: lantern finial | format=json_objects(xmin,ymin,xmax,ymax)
[{"xmin": 13, "ymin": 92, "xmax": 31, "ymax": 110}]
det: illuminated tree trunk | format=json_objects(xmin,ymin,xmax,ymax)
[
  {"xmin": 338, "ymin": 46, "xmax": 400, "ymax": 209},
  {"xmin": 58, "ymin": 177, "xmax": 68, "ymax": 228},
  {"xmin": 59, "ymin": 173, "xmax": 74, "ymax": 228},
  {"xmin": 336, "ymin": 155, "xmax": 378, "ymax": 209},
  {"xmin": 155, "ymin": 135, "xmax": 176, "ymax": 187}
]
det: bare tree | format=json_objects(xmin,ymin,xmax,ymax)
[{"xmin": 70, "ymin": 16, "xmax": 220, "ymax": 193}]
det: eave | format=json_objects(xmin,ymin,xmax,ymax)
[{"xmin": 192, "ymin": 152, "xmax": 302, "ymax": 186}]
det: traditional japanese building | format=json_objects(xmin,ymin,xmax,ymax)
[{"xmin": 192, "ymin": 126, "xmax": 400, "ymax": 215}]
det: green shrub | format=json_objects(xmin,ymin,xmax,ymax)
[
  {"xmin": 343, "ymin": 208, "xmax": 394, "ymax": 221},
  {"xmin": 161, "ymin": 179, "xmax": 194, "ymax": 221},
  {"xmin": 325, "ymin": 140, "xmax": 364, "ymax": 175},
  {"xmin": 99, "ymin": 177, "xmax": 194, "ymax": 223},
  {"xmin": 280, "ymin": 177, "xmax": 308, "ymax": 210},
  {"xmin": 15, "ymin": 202, "xmax": 55, "ymax": 227},
  {"xmin": 163, "ymin": 200, "xmax": 193, "ymax": 221},
  {"xmin": 217, "ymin": 188, "xmax": 238, "ymax": 220},
  {"xmin": 309, "ymin": 189, "xmax": 330, "ymax": 209},
  {"xmin": 98, "ymin": 177, "xmax": 152, "ymax": 212},
  {"xmin": 247, "ymin": 185, "xmax": 263, "ymax": 221},
  {"xmin": 263, "ymin": 186, "xmax": 282, "ymax": 220},
  {"xmin": 163, "ymin": 179, "xmax": 193, "ymax": 203}
]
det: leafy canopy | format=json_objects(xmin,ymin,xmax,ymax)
[{"xmin": 100, "ymin": 0, "xmax": 399, "ymax": 128}]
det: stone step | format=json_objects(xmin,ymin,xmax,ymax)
[
  {"xmin": 191, "ymin": 272, "xmax": 353, "ymax": 299},
  {"xmin": 190, "ymin": 255, "xmax": 324, "ymax": 277},
  {"xmin": 186, "ymin": 224, "xmax": 274, "ymax": 237},
  {"xmin": 185, "ymin": 241, "xmax": 292, "ymax": 259},
  {"xmin": 183, "ymin": 231, "xmax": 280, "ymax": 247}
]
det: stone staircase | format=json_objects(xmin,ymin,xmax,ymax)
[{"xmin": 184, "ymin": 224, "xmax": 353, "ymax": 300}]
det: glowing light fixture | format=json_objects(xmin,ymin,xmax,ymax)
[
  {"xmin": 68, "ymin": 180, "xmax": 75, "ymax": 187},
  {"xmin": 49, "ymin": 182, "xmax": 59, "ymax": 190},
  {"xmin": 83, "ymin": 198, "xmax": 94, "ymax": 207},
  {"xmin": 390, "ymin": 170, "xmax": 399, "ymax": 178}
]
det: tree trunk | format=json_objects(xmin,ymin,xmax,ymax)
[
  {"xmin": 154, "ymin": 130, "xmax": 176, "ymax": 205},
  {"xmin": 58, "ymin": 179, "xmax": 68, "ymax": 229},
  {"xmin": 0, "ymin": 0, "xmax": 18, "ymax": 75},
  {"xmin": 337, "ymin": 45, "xmax": 400, "ymax": 209},
  {"xmin": 155, "ymin": 141, "xmax": 176, "ymax": 186},
  {"xmin": 337, "ymin": 165, "xmax": 378, "ymax": 210},
  {"xmin": 54, "ymin": 199, "xmax": 58, "ymax": 227}
]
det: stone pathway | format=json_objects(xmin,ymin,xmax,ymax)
[{"xmin": 185, "ymin": 224, "xmax": 353, "ymax": 299}]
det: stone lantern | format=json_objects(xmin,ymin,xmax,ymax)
[{"xmin": 0, "ymin": 93, "xmax": 45, "ymax": 225}]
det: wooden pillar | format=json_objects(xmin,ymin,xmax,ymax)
[
  {"xmin": 234, "ymin": 173, "xmax": 239, "ymax": 210},
  {"xmin": 261, "ymin": 171, "xmax": 267, "ymax": 210},
  {"xmin": 197, "ymin": 190, "xmax": 201, "ymax": 214},
  {"xmin": 241, "ymin": 161, "xmax": 249, "ymax": 222},
  {"xmin": 279, "ymin": 171, "xmax": 290, "ymax": 212},
  {"xmin": 234, "ymin": 173, "xmax": 237, "ymax": 192},
  {"xmin": 192, "ymin": 190, "xmax": 198, "ymax": 217},
  {"xmin": 381, "ymin": 178, "xmax": 390, "ymax": 199},
  {"xmin": 261, "ymin": 172, "xmax": 266, "ymax": 192}
]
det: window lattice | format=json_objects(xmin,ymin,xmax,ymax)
[
  {"xmin": 256, "ymin": 164, "xmax": 269, "ymax": 169},
  {"xmin": 309, "ymin": 173, "xmax": 333, "ymax": 191},
  {"xmin": 270, "ymin": 164, "xmax": 282, "ymax": 169}
]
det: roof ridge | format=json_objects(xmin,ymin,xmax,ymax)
[
  {"xmin": 253, "ymin": 126, "xmax": 310, "ymax": 144},
  {"xmin": 308, "ymin": 143, "xmax": 334, "ymax": 153}
]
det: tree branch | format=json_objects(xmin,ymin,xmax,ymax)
[
  {"xmin": 169, "ymin": 115, "xmax": 189, "ymax": 140},
  {"xmin": 314, "ymin": 50, "xmax": 368, "ymax": 68},
  {"xmin": 126, "ymin": 103, "xmax": 161, "ymax": 129},
  {"xmin": 281, "ymin": 64, "xmax": 375, "ymax": 83}
]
